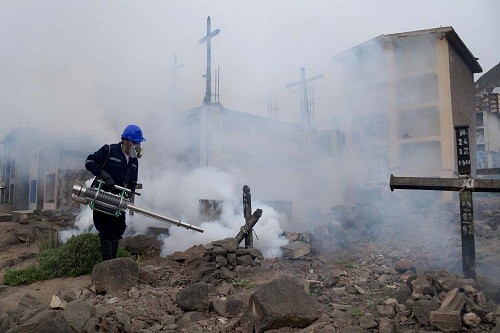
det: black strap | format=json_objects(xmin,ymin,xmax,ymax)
[
  {"xmin": 123, "ymin": 159, "xmax": 133, "ymax": 188},
  {"xmin": 102, "ymin": 144, "xmax": 111, "ymax": 168}
]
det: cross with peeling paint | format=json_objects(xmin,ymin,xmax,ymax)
[
  {"xmin": 390, "ymin": 125, "xmax": 500, "ymax": 279},
  {"xmin": 199, "ymin": 16, "xmax": 220, "ymax": 105}
]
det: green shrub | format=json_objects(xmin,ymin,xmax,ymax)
[
  {"xmin": 39, "ymin": 233, "xmax": 102, "ymax": 278},
  {"xmin": 3, "ymin": 266, "xmax": 48, "ymax": 286},
  {"xmin": 3, "ymin": 233, "xmax": 132, "ymax": 286},
  {"xmin": 37, "ymin": 228, "xmax": 60, "ymax": 251}
]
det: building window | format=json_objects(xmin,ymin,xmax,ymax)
[
  {"xmin": 396, "ymin": 73, "xmax": 439, "ymax": 107},
  {"xmin": 352, "ymin": 113, "xmax": 390, "ymax": 143},
  {"xmin": 398, "ymin": 141, "xmax": 442, "ymax": 172},
  {"xmin": 476, "ymin": 112, "xmax": 484, "ymax": 127},
  {"xmin": 398, "ymin": 106, "xmax": 441, "ymax": 138},
  {"xmin": 30, "ymin": 180, "xmax": 37, "ymax": 204},
  {"xmin": 45, "ymin": 174, "xmax": 56, "ymax": 203},
  {"xmin": 393, "ymin": 34, "xmax": 437, "ymax": 75}
]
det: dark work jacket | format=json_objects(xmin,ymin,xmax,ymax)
[{"xmin": 85, "ymin": 143, "xmax": 139, "ymax": 193}]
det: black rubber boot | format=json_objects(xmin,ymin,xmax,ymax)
[
  {"xmin": 111, "ymin": 240, "xmax": 119, "ymax": 259},
  {"xmin": 100, "ymin": 239, "xmax": 113, "ymax": 261}
]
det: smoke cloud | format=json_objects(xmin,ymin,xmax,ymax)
[{"xmin": 2, "ymin": 1, "xmax": 498, "ymax": 277}]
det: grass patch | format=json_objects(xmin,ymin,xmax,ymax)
[
  {"xmin": 345, "ymin": 262, "xmax": 358, "ymax": 269},
  {"xmin": 37, "ymin": 228, "xmax": 61, "ymax": 251},
  {"xmin": 3, "ymin": 266, "xmax": 48, "ymax": 286},
  {"xmin": 348, "ymin": 307, "xmax": 363, "ymax": 319},
  {"xmin": 232, "ymin": 279, "xmax": 252, "ymax": 288},
  {"xmin": 3, "ymin": 233, "xmax": 131, "ymax": 286}
]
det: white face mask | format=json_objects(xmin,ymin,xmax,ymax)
[{"xmin": 129, "ymin": 143, "xmax": 142, "ymax": 159}]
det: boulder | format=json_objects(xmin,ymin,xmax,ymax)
[
  {"xmin": 91, "ymin": 257, "xmax": 139, "ymax": 294},
  {"xmin": 249, "ymin": 275, "xmax": 319, "ymax": 332},
  {"xmin": 175, "ymin": 282, "xmax": 213, "ymax": 311}
]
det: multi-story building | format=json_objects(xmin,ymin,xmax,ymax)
[
  {"xmin": 474, "ymin": 62, "xmax": 500, "ymax": 169},
  {"xmin": 334, "ymin": 27, "xmax": 482, "ymax": 204}
]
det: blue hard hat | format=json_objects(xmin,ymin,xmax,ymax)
[{"xmin": 121, "ymin": 124, "xmax": 146, "ymax": 143}]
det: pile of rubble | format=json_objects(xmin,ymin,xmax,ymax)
[
  {"xmin": 1, "ymin": 197, "xmax": 499, "ymax": 332},
  {"xmin": 194, "ymin": 238, "xmax": 264, "ymax": 283},
  {"xmin": 1, "ymin": 232, "xmax": 500, "ymax": 333}
]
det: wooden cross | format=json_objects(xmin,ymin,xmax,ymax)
[
  {"xmin": 286, "ymin": 67, "xmax": 324, "ymax": 128},
  {"xmin": 390, "ymin": 125, "xmax": 500, "ymax": 279},
  {"xmin": 199, "ymin": 16, "xmax": 220, "ymax": 105},
  {"xmin": 235, "ymin": 185, "xmax": 263, "ymax": 247}
]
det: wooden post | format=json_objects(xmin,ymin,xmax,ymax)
[
  {"xmin": 243, "ymin": 185, "xmax": 253, "ymax": 247},
  {"xmin": 390, "ymin": 125, "xmax": 500, "ymax": 279}
]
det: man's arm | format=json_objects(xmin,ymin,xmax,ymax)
[{"xmin": 85, "ymin": 144, "xmax": 109, "ymax": 176}]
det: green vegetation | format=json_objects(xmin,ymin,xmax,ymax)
[
  {"xmin": 37, "ymin": 228, "xmax": 60, "ymax": 251},
  {"xmin": 366, "ymin": 296, "xmax": 383, "ymax": 308},
  {"xmin": 3, "ymin": 266, "xmax": 48, "ymax": 286},
  {"xmin": 348, "ymin": 307, "xmax": 363, "ymax": 319},
  {"xmin": 345, "ymin": 262, "xmax": 358, "ymax": 269},
  {"xmin": 232, "ymin": 279, "xmax": 252, "ymax": 288},
  {"xmin": 3, "ymin": 233, "xmax": 131, "ymax": 286}
]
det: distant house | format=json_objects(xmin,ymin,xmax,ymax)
[
  {"xmin": 475, "ymin": 62, "xmax": 500, "ymax": 169},
  {"xmin": 334, "ymin": 26, "xmax": 482, "ymax": 204},
  {"xmin": 0, "ymin": 127, "xmax": 94, "ymax": 213}
]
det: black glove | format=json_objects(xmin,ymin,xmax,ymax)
[{"xmin": 99, "ymin": 170, "xmax": 115, "ymax": 188}]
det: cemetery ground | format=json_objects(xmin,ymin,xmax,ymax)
[{"xmin": 0, "ymin": 197, "xmax": 499, "ymax": 333}]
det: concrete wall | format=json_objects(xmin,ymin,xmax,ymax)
[
  {"xmin": 448, "ymin": 44, "xmax": 477, "ymax": 173},
  {"xmin": 43, "ymin": 168, "xmax": 93, "ymax": 210}
]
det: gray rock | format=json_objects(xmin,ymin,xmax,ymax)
[
  {"xmin": 411, "ymin": 299, "xmax": 440, "ymax": 325},
  {"xmin": 121, "ymin": 234, "xmax": 162, "ymax": 255},
  {"xmin": 176, "ymin": 311, "xmax": 208, "ymax": 330},
  {"xmin": 359, "ymin": 315, "xmax": 377, "ymax": 329},
  {"xmin": 31, "ymin": 312, "xmax": 76, "ymax": 333},
  {"xmin": 91, "ymin": 257, "xmax": 139, "ymax": 294},
  {"xmin": 63, "ymin": 299, "xmax": 95, "ymax": 332},
  {"xmin": 341, "ymin": 326, "xmax": 367, "ymax": 333},
  {"xmin": 281, "ymin": 241, "xmax": 311, "ymax": 259},
  {"xmin": 175, "ymin": 282, "xmax": 211, "ymax": 311},
  {"xmin": 249, "ymin": 275, "xmax": 319, "ymax": 332},
  {"xmin": 378, "ymin": 317, "xmax": 397, "ymax": 333}
]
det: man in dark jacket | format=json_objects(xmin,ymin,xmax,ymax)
[{"xmin": 85, "ymin": 124, "xmax": 146, "ymax": 260}]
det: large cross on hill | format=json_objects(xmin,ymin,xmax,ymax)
[{"xmin": 390, "ymin": 125, "xmax": 500, "ymax": 279}]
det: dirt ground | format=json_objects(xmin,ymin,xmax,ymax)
[{"xmin": 0, "ymin": 222, "xmax": 87, "ymax": 315}]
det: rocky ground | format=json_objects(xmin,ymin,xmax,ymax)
[{"xmin": 0, "ymin": 197, "xmax": 499, "ymax": 333}]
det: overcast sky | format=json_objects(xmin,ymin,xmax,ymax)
[{"xmin": 1, "ymin": 0, "xmax": 499, "ymax": 138}]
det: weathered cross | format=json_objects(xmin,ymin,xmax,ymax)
[
  {"xmin": 170, "ymin": 54, "xmax": 184, "ymax": 112},
  {"xmin": 286, "ymin": 67, "xmax": 324, "ymax": 128},
  {"xmin": 390, "ymin": 125, "xmax": 500, "ymax": 279},
  {"xmin": 199, "ymin": 16, "xmax": 220, "ymax": 105},
  {"xmin": 235, "ymin": 185, "xmax": 262, "ymax": 247}
]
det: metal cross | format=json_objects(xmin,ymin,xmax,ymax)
[
  {"xmin": 390, "ymin": 125, "xmax": 500, "ymax": 279},
  {"xmin": 286, "ymin": 67, "xmax": 324, "ymax": 128},
  {"xmin": 199, "ymin": 16, "xmax": 220, "ymax": 105}
]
